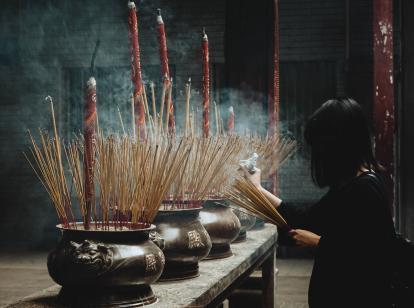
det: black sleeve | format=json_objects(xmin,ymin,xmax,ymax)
[
  {"xmin": 278, "ymin": 201, "xmax": 313, "ymax": 229},
  {"xmin": 277, "ymin": 201, "xmax": 317, "ymax": 246}
]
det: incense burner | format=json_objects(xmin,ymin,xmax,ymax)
[
  {"xmin": 199, "ymin": 199, "xmax": 241, "ymax": 259},
  {"xmin": 154, "ymin": 204, "xmax": 212, "ymax": 280},
  {"xmin": 231, "ymin": 204, "xmax": 256, "ymax": 243},
  {"xmin": 47, "ymin": 223, "xmax": 165, "ymax": 307}
]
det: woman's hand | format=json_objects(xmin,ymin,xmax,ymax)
[
  {"xmin": 240, "ymin": 166, "xmax": 283, "ymax": 208},
  {"xmin": 289, "ymin": 229, "xmax": 320, "ymax": 248},
  {"xmin": 241, "ymin": 166, "xmax": 262, "ymax": 189}
]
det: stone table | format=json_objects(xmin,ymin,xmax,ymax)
[{"xmin": 7, "ymin": 224, "xmax": 277, "ymax": 308}]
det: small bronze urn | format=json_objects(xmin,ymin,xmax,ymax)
[
  {"xmin": 199, "ymin": 199, "xmax": 241, "ymax": 259},
  {"xmin": 231, "ymin": 203, "xmax": 256, "ymax": 243},
  {"xmin": 154, "ymin": 204, "xmax": 212, "ymax": 281},
  {"xmin": 48, "ymin": 223, "xmax": 165, "ymax": 307}
]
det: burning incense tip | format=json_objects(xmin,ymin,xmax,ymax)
[
  {"xmin": 202, "ymin": 28, "xmax": 208, "ymax": 41},
  {"xmin": 128, "ymin": 1, "xmax": 136, "ymax": 9},
  {"xmin": 45, "ymin": 95, "xmax": 53, "ymax": 104},
  {"xmin": 188, "ymin": 77, "xmax": 191, "ymax": 83},
  {"xmin": 156, "ymin": 9, "xmax": 163, "ymax": 23},
  {"xmin": 87, "ymin": 77, "xmax": 96, "ymax": 89}
]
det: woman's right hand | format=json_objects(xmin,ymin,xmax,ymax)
[{"xmin": 241, "ymin": 166, "xmax": 262, "ymax": 189}]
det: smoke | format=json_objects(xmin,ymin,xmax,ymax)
[{"xmin": 0, "ymin": 0, "xmax": 320, "ymax": 249}]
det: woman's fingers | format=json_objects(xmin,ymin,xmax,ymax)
[
  {"xmin": 289, "ymin": 229, "xmax": 321, "ymax": 248},
  {"xmin": 240, "ymin": 165, "xmax": 250, "ymax": 176}
]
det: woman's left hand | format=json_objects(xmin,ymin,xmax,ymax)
[{"xmin": 289, "ymin": 229, "xmax": 321, "ymax": 248}]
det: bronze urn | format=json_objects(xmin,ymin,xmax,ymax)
[
  {"xmin": 154, "ymin": 204, "xmax": 212, "ymax": 280},
  {"xmin": 199, "ymin": 199, "xmax": 241, "ymax": 259},
  {"xmin": 231, "ymin": 204, "xmax": 256, "ymax": 243},
  {"xmin": 47, "ymin": 223, "xmax": 165, "ymax": 307}
]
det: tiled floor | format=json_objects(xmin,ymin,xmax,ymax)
[{"xmin": 0, "ymin": 252, "xmax": 313, "ymax": 308}]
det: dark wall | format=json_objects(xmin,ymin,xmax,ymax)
[
  {"xmin": 278, "ymin": 0, "xmax": 347, "ymax": 202},
  {"xmin": 0, "ymin": 0, "xmax": 226, "ymax": 249},
  {"xmin": 0, "ymin": 0, "xmax": 394, "ymax": 249}
]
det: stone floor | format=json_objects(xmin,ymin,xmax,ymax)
[
  {"xmin": 276, "ymin": 258, "xmax": 313, "ymax": 308},
  {"xmin": 0, "ymin": 252, "xmax": 313, "ymax": 308}
]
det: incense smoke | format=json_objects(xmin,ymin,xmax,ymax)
[{"xmin": 0, "ymin": 0, "xmax": 323, "ymax": 249}]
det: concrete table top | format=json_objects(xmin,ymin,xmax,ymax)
[{"xmin": 7, "ymin": 224, "xmax": 277, "ymax": 308}]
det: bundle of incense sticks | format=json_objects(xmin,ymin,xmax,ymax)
[
  {"xmin": 225, "ymin": 176, "xmax": 290, "ymax": 230},
  {"xmin": 25, "ymin": 103, "xmax": 190, "ymax": 229},
  {"xmin": 24, "ymin": 98, "xmax": 76, "ymax": 228},
  {"xmin": 164, "ymin": 135, "xmax": 244, "ymax": 209},
  {"xmin": 94, "ymin": 133, "xmax": 190, "ymax": 227}
]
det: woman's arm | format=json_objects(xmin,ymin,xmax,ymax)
[
  {"xmin": 259, "ymin": 186, "xmax": 282, "ymax": 208},
  {"xmin": 242, "ymin": 168, "xmax": 282, "ymax": 208},
  {"xmin": 242, "ymin": 166, "xmax": 316, "ymax": 233}
]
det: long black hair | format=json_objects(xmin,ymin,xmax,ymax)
[{"xmin": 304, "ymin": 98, "xmax": 380, "ymax": 188}]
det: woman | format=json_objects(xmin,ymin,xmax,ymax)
[{"xmin": 246, "ymin": 98, "xmax": 396, "ymax": 307}]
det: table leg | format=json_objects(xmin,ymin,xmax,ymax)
[{"xmin": 261, "ymin": 246, "xmax": 276, "ymax": 308}]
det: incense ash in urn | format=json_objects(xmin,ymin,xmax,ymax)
[
  {"xmin": 48, "ymin": 223, "xmax": 165, "ymax": 307},
  {"xmin": 199, "ymin": 199, "xmax": 241, "ymax": 259},
  {"xmin": 154, "ymin": 202, "xmax": 212, "ymax": 281}
]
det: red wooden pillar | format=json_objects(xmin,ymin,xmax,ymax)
[
  {"xmin": 268, "ymin": 0, "xmax": 280, "ymax": 195},
  {"xmin": 373, "ymin": 0, "xmax": 395, "ymax": 209}
]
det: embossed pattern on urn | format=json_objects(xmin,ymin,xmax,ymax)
[
  {"xmin": 199, "ymin": 200, "xmax": 241, "ymax": 259},
  {"xmin": 154, "ymin": 206, "xmax": 212, "ymax": 281},
  {"xmin": 47, "ymin": 223, "xmax": 165, "ymax": 307}
]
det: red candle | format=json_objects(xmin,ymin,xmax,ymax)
[
  {"xmin": 84, "ymin": 77, "xmax": 97, "ymax": 230},
  {"xmin": 157, "ymin": 9, "xmax": 175, "ymax": 133},
  {"xmin": 128, "ymin": 1, "xmax": 146, "ymax": 139},
  {"xmin": 227, "ymin": 106, "xmax": 234, "ymax": 132},
  {"xmin": 202, "ymin": 28, "xmax": 209, "ymax": 138}
]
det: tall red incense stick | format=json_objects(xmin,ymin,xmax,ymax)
[
  {"xmin": 227, "ymin": 106, "xmax": 235, "ymax": 133},
  {"xmin": 202, "ymin": 28, "xmax": 210, "ymax": 138},
  {"xmin": 156, "ymin": 9, "xmax": 175, "ymax": 133},
  {"xmin": 128, "ymin": 1, "xmax": 146, "ymax": 139},
  {"xmin": 267, "ymin": 0, "xmax": 280, "ymax": 195},
  {"xmin": 84, "ymin": 77, "xmax": 97, "ymax": 230}
]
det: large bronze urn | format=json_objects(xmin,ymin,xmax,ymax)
[
  {"xmin": 154, "ymin": 204, "xmax": 212, "ymax": 280},
  {"xmin": 199, "ymin": 199, "xmax": 241, "ymax": 259},
  {"xmin": 47, "ymin": 223, "xmax": 165, "ymax": 307}
]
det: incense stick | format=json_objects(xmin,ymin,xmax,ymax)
[
  {"xmin": 118, "ymin": 107, "xmax": 126, "ymax": 135},
  {"xmin": 225, "ymin": 176, "xmax": 289, "ymax": 229}
]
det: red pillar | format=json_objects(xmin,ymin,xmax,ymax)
[{"xmin": 373, "ymin": 0, "xmax": 395, "ymax": 209}]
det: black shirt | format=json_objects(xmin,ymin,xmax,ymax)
[{"xmin": 278, "ymin": 171, "xmax": 396, "ymax": 308}]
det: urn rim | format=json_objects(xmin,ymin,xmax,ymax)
[{"xmin": 56, "ymin": 222, "xmax": 155, "ymax": 233}]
